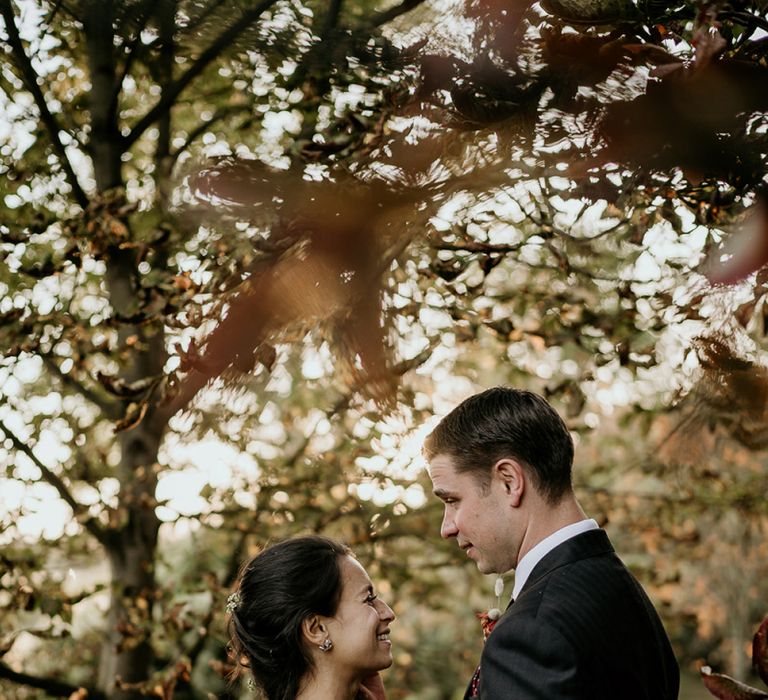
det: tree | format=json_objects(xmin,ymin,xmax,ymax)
[
  {"xmin": 0, "ymin": 1, "xmax": 442, "ymax": 697},
  {"xmin": 2, "ymin": 0, "xmax": 768, "ymax": 698}
]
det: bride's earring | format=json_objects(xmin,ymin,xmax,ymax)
[{"xmin": 318, "ymin": 637, "xmax": 333, "ymax": 652}]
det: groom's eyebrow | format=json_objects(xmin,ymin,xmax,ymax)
[{"xmin": 433, "ymin": 488, "xmax": 452, "ymax": 501}]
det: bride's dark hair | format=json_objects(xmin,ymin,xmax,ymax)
[{"xmin": 228, "ymin": 535, "xmax": 351, "ymax": 700}]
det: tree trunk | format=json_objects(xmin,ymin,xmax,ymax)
[
  {"xmin": 84, "ymin": 1, "xmax": 123, "ymax": 190},
  {"xmin": 83, "ymin": 3, "xmax": 167, "ymax": 697},
  {"xmin": 98, "ymin": 421, "xmax": 164, "ymax": 698}
]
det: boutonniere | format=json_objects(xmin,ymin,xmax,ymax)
[
  {"xmin": 476, "ymin": 577, "xmax": 505, "ymax": 641},
  {"xmin": 476, "ymin": 608, "xmax": 501, "ymax": 640}
]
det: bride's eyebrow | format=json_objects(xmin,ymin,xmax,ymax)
[{"xmin": 360, "ymin": 583, "xmax": 374, "ymax": 597}]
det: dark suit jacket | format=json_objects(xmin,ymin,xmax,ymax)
[{"xmin": 465, "ymin": 529, "xmax": 679, "ymax": 699}]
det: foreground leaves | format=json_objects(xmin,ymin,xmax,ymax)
[
  {"xmin": 701, "ymin": 667, "xmax": 768, "ymax": 700},
  {"xmin": 703, "ymin": 616, "xmax": 768, "ymax": 699}
]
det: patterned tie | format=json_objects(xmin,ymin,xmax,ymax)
[{"xmin": 469, "ymin": 664, "xmax": 481, "ymax": 698}]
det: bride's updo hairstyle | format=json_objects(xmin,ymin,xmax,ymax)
[{"xmin": 228, "ymin": 535, "xmax": 351, "ymax": 700}]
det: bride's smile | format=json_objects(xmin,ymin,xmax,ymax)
[
  {"xmin": 321, "ymin": 555, "xmax": 396, "ymax": 673},
  {"xmin": 227, "ymin": 536, "xmax": 394, "ymax": 700}
]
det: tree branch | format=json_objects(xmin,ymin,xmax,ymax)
[
  {"xmin": 0, "ymin": 419, "xmax": 110, "ymax": 547},
  {"xmin": 367, "ymin": 0, "xmax": 428, "ymax": 29},
  {"xmin": 431, "ymin": 241, "xmax": 526, "ymax": 254},
  {"xmin": 37, "ymin": 0, "xmax": 83, "ymax": 26},
  {"xmin": 0, "ymin": 661, "xmax": 106, "ymax": 699},
  {"xmin": 123, "ymin": 0, "xmax": 281, "ymax": 149},
  {"xmin": 111, "ymin": 0, "xmax": 158, "ymax": 110},
  {"xmin": 322, "ymin": 0, "xmax": 344, "ymax": 39},
  {"xmin": 721, "ymin": 10, "xmax": 768, "ymax": 36},
  {"xmin": 43, "ymin": 0, "xmax": 66, "ymax": 26},
  {"xmin": 0, "ymin": 0, "xmax": 89, "ymax": 209},
  {"xmin": 183, "ymin": 0, "xmax": 228, "ymax": 35},
  {"xmin": 43, "ymin": 356, "xmax": 120, "ymax": 421}
]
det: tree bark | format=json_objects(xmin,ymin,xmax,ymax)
[
  {"xmin": 82, "ymin": 3, "xmax": 165, "ymax": 697},
  {"xmin": 83, "ymin": 1, "xmax": 123, "ymax": 191}
]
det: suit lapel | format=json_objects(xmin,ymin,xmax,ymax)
[
  {"xmin": 468, "ymin": 531, "xmax": 615, "ymax": 697},
  {"xmin": 517, "ymin": 528, "xmax": 615, "ymax": 600}
]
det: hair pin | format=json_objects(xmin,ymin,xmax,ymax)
[{"xmin": 226, "ymin": 591, "xmax": 242, "ymax": 614}]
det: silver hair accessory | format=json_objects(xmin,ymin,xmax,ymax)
[
  {"xmin": 318, "ymin": 637, "xmax": 333, "ymax": 652},
  {"xmin": 247, "ymin": 678, "xmax": 257, "ymax": 691},
  {"xmin": 226, "ymin": 591, "xmax": 242, "ymax": 614}
]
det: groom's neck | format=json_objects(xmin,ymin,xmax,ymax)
[{"xmin": 516, "ymin": 492, "xmax": 587, "ymax": 566}]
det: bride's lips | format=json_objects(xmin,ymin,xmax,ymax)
[{"xmin": 376, "ymin": 628, "xmax": 391, "ymax": 645}]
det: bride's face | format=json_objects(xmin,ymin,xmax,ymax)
[{"xmin": 324, "ymin": 555, "xmax": 395, "ymax": 675}]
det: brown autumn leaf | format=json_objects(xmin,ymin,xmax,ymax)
[
  {"xmin": 660, "ymin": 333, "xmax": 768, "ymax": 462},
  {"xmin": 695, "ymin": 334, "xmax": 768, "ymax": 422},
  {"xmin": 0, "ymin": 631, "xmax": 21, "ymax": 657},
  {"xmin": 754, "ymin": 616, "xmax": 768, "ymax": 688},
  {"xmin": 160, "ymin": 660, "xmax": 192, "ymax": 700},
  {"xmin": 97, "ymin": 372, "xmax": 159, "ymax": 398},
  {"xmin": 188, "ymin": 157, "xmax": 295, "ymax": 207},
  {"xmin": 254, "ymin": 342, "xmax": 277, "ymax": 372},
  {"xmin": 542, "ymin": 30, "xmax": 676, "ymax": 102},
  {"xmin": 540, "ymin": 0, "xmax": 637, "ymax": 24},
  {"xmin": 113, "ymin": 400, "xmax": 150, "ymax": 433},
  {"xmin": 701, "ymin": 666, "xmax": 768, "ymax": 699},
  {"xmin": 168, "ymin": 159, "xmax": 411, "ymax": 412},
  {"xmin": 464, "ymin": 0, "xmax": 534, "ymax": 64},
  {"xmin": 173, "ymin": 273, "xmax": 194, "ymax": 291},
  {"xmin": 702, "ymin": 199, "xmax": 768, "ymax": 286},
  {"xmin": 465, "ymin": 0, "xmax": 533, "ymax": 19},
  {"xmin": 735, "ymin": 299, "xmax": 758, "ymax": 329},
  {"xmin": 692, "ymin": 25, "xmax": 727, "ymax": 69},
  {"xmin": 596, "ymin": 60, "xmax": 768, "ymax": 183}
]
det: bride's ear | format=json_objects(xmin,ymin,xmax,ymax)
[{"xmin": 301, "ymin": 614, "xmax": 327, "ymax": 647}]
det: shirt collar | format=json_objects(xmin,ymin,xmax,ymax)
[{"xmin": 511, "ymin": 519, "xmax": 599, "ymax": 600}]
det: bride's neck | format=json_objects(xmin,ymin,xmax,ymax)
[{"xmin": 296, "ymin": 666, "xmax": 360, "ymax": 700}]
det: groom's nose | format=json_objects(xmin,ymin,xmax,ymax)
[
  {"xmin": 440, "ymin": 509, "xmax": 458, "ymax": 539},
  {"xmin": 377, "ymin": 599, "xmax": 395, "ymax": 622}
]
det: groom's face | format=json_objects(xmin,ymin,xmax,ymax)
[{"xmin": 429, "ymin": 454, "xmax": 519, "ymax": 575}]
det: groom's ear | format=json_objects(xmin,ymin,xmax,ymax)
[
  {"xmin": 493, "ymin": 458, "xmax": 524, "ymax": 507},
  {"xmin": 301, "ymin": 614, "xmax": 327, "ymax": 646}
]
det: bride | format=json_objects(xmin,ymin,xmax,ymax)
[{"xmin": 228, "ymin": 535, "xmax": 395, "ymax": 700}]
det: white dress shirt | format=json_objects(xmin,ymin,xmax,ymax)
[{"xmin": 511, "ymin": 519, "xmax": 599, "ymax": 601}]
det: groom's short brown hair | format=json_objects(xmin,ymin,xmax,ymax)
[{"xmin": 423, "ymin": 387, "xmax": 574, "ymax": 504}]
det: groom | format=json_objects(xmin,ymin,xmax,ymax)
[{"xmin": 425, "ymin": 387, "xmax": 679, "ymax": 699}]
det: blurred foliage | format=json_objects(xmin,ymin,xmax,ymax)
[{"xmin": 1, "ymin": 0, "xmax": 768, "ymax": 699}]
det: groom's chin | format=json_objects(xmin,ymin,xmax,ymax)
[{"xmin": 475, "ymin": 560, "xmax": 494, "ymax": 575}]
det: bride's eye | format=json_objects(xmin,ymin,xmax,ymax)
[{"xmin": 365, "ymin": 593, "xmax": 378, "ymax": 605}]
